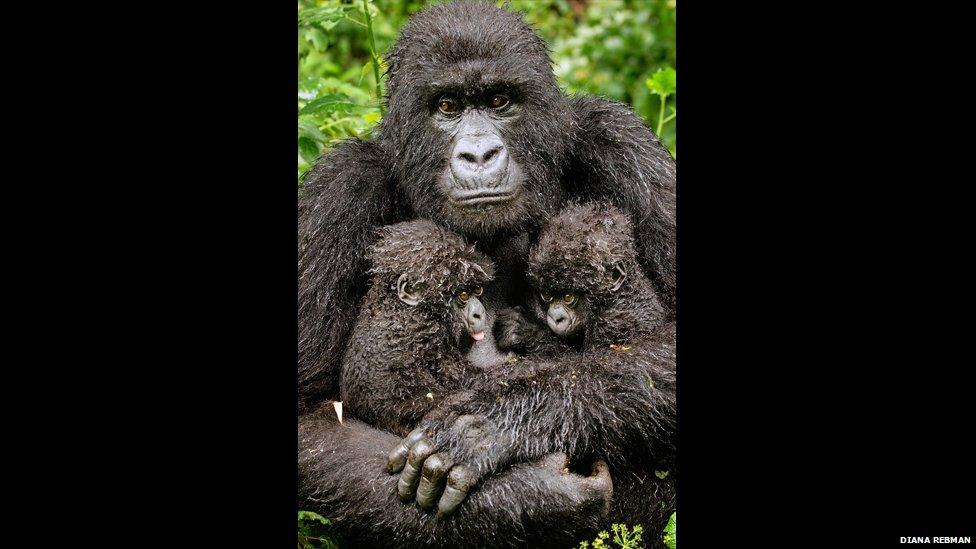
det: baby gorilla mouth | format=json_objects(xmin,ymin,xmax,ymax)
[{"xmin": 463, "ymin": 294, "xmax": 488, "ymax": 340}]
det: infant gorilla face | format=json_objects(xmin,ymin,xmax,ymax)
[
  {"xmin": 538, "ymin": 290, "xmax": 587, "ymax": 339},
  {"xmin": 527, "ymin": 202, "xmax": 637, "ymax": 340},
  {"xmin": 368, "ymin": 220, "xmax": 496, "ymax": 346},
  {"xmin": 396, "ymin": 274, "xmax": 488, "ymax": 342},
  {"xmin": 534, "ymin": 263, "xmax": 626, "ymax": 339}
]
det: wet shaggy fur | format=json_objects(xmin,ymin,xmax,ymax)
[
  {"xmin": 299, "ymin": 408, "xmax": 613, "ymax": 549},
  {"xmin": 500, "ymin": 201, "xmax": 669, "ymax": 353},
  {"xmin": 432, "ymin": 203, "xmax": 677, "ymax": 547},
  {"xmin": 298, "ymin": 0, "xmax": 676, "ymax": 404},
  {"xmin": 298, "ymin": 1, "xmax": 677, "ymax": 546},
  {"xmin": 340, "ymin": 221, "xmax": 495, "ymax": 436}
]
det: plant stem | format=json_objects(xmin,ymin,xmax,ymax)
[
  {"xmin": 656, "ymin": 93, "xmax": 668, "ymax": 136},
  {"xmin": 362, "ymin": 0, "xmax": 383, "ymax": 114}
]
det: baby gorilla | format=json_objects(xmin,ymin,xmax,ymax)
[
  {"xmin": 496, "ymin": 201, "xmax": 668, "ymax": 354},
  {"xmin": 340, "ymin": 220, "xmax": 494, "ymax": 437},
  {"xmin": 393, "ymin": 202, "xmax": 676, "ymax": 530}
]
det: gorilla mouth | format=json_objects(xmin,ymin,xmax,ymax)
[{"xmin": 449, "ymin": 187, "xmax": 520, "ymax": 208}]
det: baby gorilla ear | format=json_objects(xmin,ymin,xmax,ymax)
[
  {"xmin": 396, "ymin": 273, "xmax": 424, "ymax": 306},
  {"xmin": 609, "ymin": 263, "xmax": 628, "ymax": 292}
]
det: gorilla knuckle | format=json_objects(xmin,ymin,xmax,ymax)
[
  {"xmin": 408, "ymin": 438, "xmax": 436, "ymax": 462},
  {"xmin": 423, "ymin": 453, "xmax": 450, "ymax": 477},
  {"xmin": 447, "ymin": 465, "xmax": 477, "ymax": 491}
]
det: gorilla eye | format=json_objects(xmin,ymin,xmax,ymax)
[
  {"xmin": 438, "ymin": 98, "xmax": 459, "ymax": 114},
  {"xmin": 541, "ymin": 292, "xmax": 553, "ymax": 303},
  {"xmin": 474, "ymin": 286, "xmax": 483, "ymax": 296},
  {"xmin": 488, "ymin": 94, "xmax": 510, "ymax": 109},
  {"xmin": 457, "ymin": 290, "xmax": 470, "ymax": 304},
  {"xmin": 563, "ymin": 294, "xmax": 578, "ymax": 306}
]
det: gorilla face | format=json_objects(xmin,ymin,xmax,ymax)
[
  {"xmin": 380, "ymin": 1, "xmax": 573, "ymax": 238},
  {"xmin": 434, "ymin": 87, "xmax": 524, "ymax": 216}
]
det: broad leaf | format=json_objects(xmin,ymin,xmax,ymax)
[
  {"xmin": 298, "ymin": 6, "xmax": 347, "ymax": 27},
  {"xmin": 663, "ymin": 512, "xmax": 676, "ymax": 549},
  {"xmin": 298, "ymin": 120, "xmax": 327, "ymax": 143},
  {"xmin": 300, "ymin": 93, "xmax": 361, "ymax": 115},
  {"xmin": 299, "ymin": 137, "xmax": 322, "ymax": 164},
  {"xmin": 646, "ymin": 66, "xmax": 676, "ymax": 97}
]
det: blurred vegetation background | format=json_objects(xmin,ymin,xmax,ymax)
[{"xmin": 298, "ymin": 0, "xmax": 676, "ymax": 184}]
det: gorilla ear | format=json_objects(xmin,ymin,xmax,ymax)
[
  {"xmin": 396, "ymin": 273, "xmax": 423, "ymax": 306},
  {"xmin": 609, "ymin": 263, "xmax": 628, "ymax": 292}
]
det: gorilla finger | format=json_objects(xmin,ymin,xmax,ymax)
[
  {"xmin": 450, "ymin": 414, "xmax": 480, "ymax": 435},
  {"xmin": 436, "ymin": 464, "xmax": 477, "ymax": 519},
  {"xmin": 387, "ymin": 426, "xmax": 427, "ymax": 474},
  {"xmin": 416, "ymin": 453, "xmax": 451, "ymax": 511},
  {"xmin": 397, "ymin": 438, "xmax": 436, "ymax": 502},
  {"xmin": 582, "ymin": 459, "xmax": 613, "ymax": 497},
  {"xmin": 539, "ymin": 451, "xmax": 569, "ymax": 471}
]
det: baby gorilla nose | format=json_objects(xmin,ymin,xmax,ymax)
[
  {"xmin": 546, "ymin": 303, "xmax": 577, "ymax": 337},
  {"xmin": 464, "ymin": 296, "xmax": 487, "ymax": 340}
]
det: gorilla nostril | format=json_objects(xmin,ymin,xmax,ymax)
[
  {"xmin": 482, "ymin": 147, "xmax": 501, "ymax": 164},
  {"xmin": 458, "ymin": 152, "xmax": 478, "ymax": 164},
  {"xmin": 472, "ymin": 312, "xmax": 482, "ymax": 320}
]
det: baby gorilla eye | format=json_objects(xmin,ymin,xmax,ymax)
[
  {"xmin": 438, "ymin": 97, "xmax": 459, "ymax": 114},
  {"xmin": 457, "ymin": 290, "xmax": 470, "ymax": 304},
  {"xmin": 473, "ymin": 286, "xmax": 483, "ymax": 296},
  {"xmin": 488, "ymin": 94, "xmax": 510, "ymax": 109},
  {"xmin": 540, "ymin": 292, "xmax": 553, "ymax": 303},
  {"xmin": 563, "ymin": 293, "xmax": 578, "ymax": 306}
]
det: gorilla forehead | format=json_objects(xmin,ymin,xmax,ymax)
[{"xmin": 386, "ymin": 1, "xmax": 556, "ymax": 97}]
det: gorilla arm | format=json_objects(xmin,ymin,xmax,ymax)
[
  {"xmin": 299, "ymin": 406, "xmax": 613, "ymax": 548},
  {"xmin": 298, "ymin": 139, "xmax": 401, "ymax": 406},
  {"xmin": 393, "ymin": 322, "xmax": 676, "ymax": 515},
  {"xmin": 567, "ymin": 96, "xmax": 677, "ymax": 314}
]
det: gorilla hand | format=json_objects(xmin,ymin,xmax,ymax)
[
  {"xmin": 493, "ymin": 306, "xmax": 567, "ymax": 356},
  {"xmin": 500, "ymin": 452, "xmax": 614, "ymax": 522},
  {"xmin": 388, "ymin": 415, "xmax": 518, "ymax": 517}
]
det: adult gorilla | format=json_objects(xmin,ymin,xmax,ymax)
[{"xmin": 298, "ymin": 1, "xmax": 676, "ymax": 547}]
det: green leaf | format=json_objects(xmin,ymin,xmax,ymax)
[
  {"xmin": 645, "ymin": 66, "xmax": 676, "ymax": 97},
  {"xmin": 300, "ymin": 93, "xmax": 361, "ymax": 115},
  {"xmin": 299, "ymin": 137, "xmax": 322, "ymax": 164},
  {"xmin": 298, "ymin": 120, "xmax": 327, "ymax": 143},
  {"xmin": 304, "ymin": 27, "xmax": 329, "ymax": 51},
  {"xmin": 663, "ymin": 512, "xmax": 676, "ymax": 549},
  {"xmin": 298, "ymin": 510, "xmax": 330, "ymax": 526},
  {"xmin": 654, "ymin": 469, "xmax": 670, "ymax": 479},
  {"xmin": 298, "ymin": 6, "xmax": 348, "ymax": 27}
]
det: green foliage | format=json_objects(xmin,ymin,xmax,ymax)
[
  {"xmin": 646, "ymin": 67, "xmax": 677, "ymax": 137},
  {"xmin": 298, "ymin": 0, "xmax": 677, "ymax": 184},
  {"xmin": 663, "ymin": 512, "xmax": 676, "ymax": 549},
  {"xmin": 298, "ymin": 510, "xmax": 340, "ymax": 549},
  {"xmin": 578, "ymin": 523, "xmax": 644, "ymax": 549}
]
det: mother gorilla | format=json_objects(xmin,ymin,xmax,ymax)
[{"xmin": 298, "ymin": 2, "xmax": 676, "ymax": 547}]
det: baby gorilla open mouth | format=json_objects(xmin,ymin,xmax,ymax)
[{"xmin": 463, "ymin": 294, "xmax": 487, "ymax": 340}]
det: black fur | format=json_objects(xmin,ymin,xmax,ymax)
[
  {"xmin": 340, "ymin": 221, "xmax": 494, "ymax": 436},
  {"xmin": 298, "ymin": 0, "xmax": 677, "ymax": 545},
  {"xmin": 430, "ymin": 203, "xmax": 676, "ymax": 547},
  {"xmin": 299, "ymin": 406, "xmax": 613, "ymax": 548},
  {"xmin": 297, "ymin": 0, "xmax": 676, "ymax": 404},
  {"xmin": 500, "ymin": 201, "xmax": 669, "ymax": 353}
]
